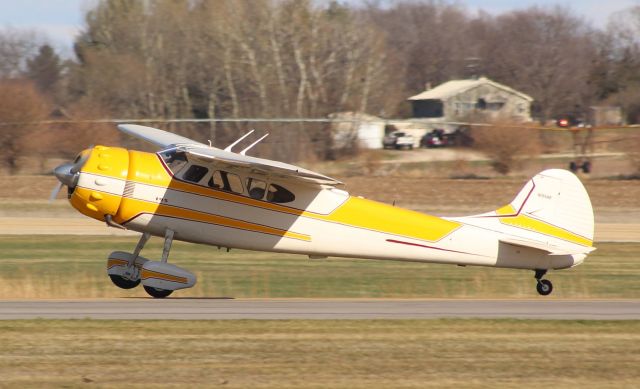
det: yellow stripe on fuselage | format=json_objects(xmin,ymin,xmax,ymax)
[
  {"xmin": 496, "ymin": 204, "xmax": 592, "ymax": 247},
  {"xmin": 106, "ymin": 150, "xmax": 460, "ymax": 243},
  {"xmin": 499, "ymin": 214, "xmax": 592, "ymax": 247},
  {"xmin": 116, "ymin": 196, "xmax": 310, "ymax": 242},
  {"xmin": 322, "ymin": 196, "xmax": 460, "ymax": 242},
  {"xmin": 495, "ymin": 204, "xmax": 517, "ymax": 216}
]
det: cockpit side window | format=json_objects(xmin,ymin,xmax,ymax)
[
  {"xmin": 182, "ymin": 164, "xmax": 209, "ymax": 183},
  {"xmin": 246, "ymin": 177, "xmax": 267, "ymax": 200},
  {"xmin": 209, "ymin": 170, "xmax": 243, "ymax": 193},
  {"xmin": 159, "ymin": 150, "xmax": 188, "ymax": 174},
  {"xmin": 267, "ymin": 183, "xmax": 295, "ymax": 203}
]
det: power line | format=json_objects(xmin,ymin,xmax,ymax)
[
  {"xmin": 0, "ymin": 117, "xmax": 464, "ymax": 126},
  {"xmin": 0, "ymin": 116, "xmax": 638, "ymax": 131}
]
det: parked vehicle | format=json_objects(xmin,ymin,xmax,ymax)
[
  {"xmin": 420, "ymin": 127, "xmax": 474, "ymax": 148},
  {"xmin": 420, "ymin": 129, "xmax": 447, "ymax": 148},
  {"xmin": 383, "ymin": 131, "xmax": 414, "ymax": 150}
]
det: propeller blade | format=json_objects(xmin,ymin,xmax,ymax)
[
  {"xmin": 70, "ymin": 149, "xmax": 91, "ymax": 174},
  {"xmin": 50, "ymin": 146, "xmax": 93, "ymax": 202},
  {"xmin": 49, "ymin": 182, "xmax": 63, "ymax": 203}
]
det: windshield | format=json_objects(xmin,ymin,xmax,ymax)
[{"xmin": 159, "ymin": 149, "xmax": 188, "ymax": 174}]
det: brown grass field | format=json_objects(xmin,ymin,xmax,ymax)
[{"xmin": 0, "ymin": 320, "xmax": 639, "ymax": 388}]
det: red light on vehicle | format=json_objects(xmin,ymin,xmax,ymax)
[{"xmin": 557, "ymin": 118, "xmax": 569, "ymax": 127}]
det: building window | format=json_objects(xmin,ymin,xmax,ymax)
[{"xmin": 487, "ymin": 102, "xmax": 505, "ymax": 111}]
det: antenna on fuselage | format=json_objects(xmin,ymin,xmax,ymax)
[
  {"xmin": 240, "ymin": 133, "xmax": 269, "ymax": 156},
  {"xmin": 224, "ymin": 129, "xmax": 255, "ymax": 152}
]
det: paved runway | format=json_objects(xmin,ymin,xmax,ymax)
[{"xmin": 0, "ymin": 299, "xmax": 639, "ymax": 320}]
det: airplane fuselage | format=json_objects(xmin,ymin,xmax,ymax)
[{"xmin": 69, "ymin": 146, "xmax": 589, "ymax": 271}]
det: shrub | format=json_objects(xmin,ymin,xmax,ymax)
[{"xmin": 472, "ymin": 123, "xmax": 541, "ymax": 175}]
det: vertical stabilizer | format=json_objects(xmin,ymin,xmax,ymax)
[
  {"xmin": 501, "ymin": 169, "xmax": 594, "ymax": 245},
  {"xmin": 464, "ymin": 169, "xmax": 595, "ymax": 255}
]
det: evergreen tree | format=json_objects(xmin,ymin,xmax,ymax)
[{"xmin": 26, "ymin": 44, "xmax": 61, "ymax": 94}]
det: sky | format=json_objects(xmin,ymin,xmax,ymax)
[{"xmin": 0, "ymin": 0, "xmax": 638, "ymax": 55}]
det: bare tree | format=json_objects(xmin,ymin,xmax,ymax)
[
  {"xmin": 601, "ymin": 7, "xmax": 640, "ymax": 123},
  {"xmin": 0, "ymin": 27, "xmax": 42, "ymax": 79},
  {"xmin": 0, "ymin": 80, "xmax": 50, "ymax": 174},
  {"xmin": 480, "ymin": 7, "xmax": 598, "ymax": 122}
]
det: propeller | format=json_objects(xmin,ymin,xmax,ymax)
[
  {"xmin": 49, "ymin": 148, "xmax": 92, "ymax": 202},
  {"xmin": 49, "ymin": 182, "xmax": 64, "ymax": 202}
]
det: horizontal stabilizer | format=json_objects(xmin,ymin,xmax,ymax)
[{"xmin": 500, "ymin": 237, "xmax": 596, "ymax": 256}]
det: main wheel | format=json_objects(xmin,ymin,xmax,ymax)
[
  {"xmin": 143, "ymin": 285, "xmax": 173, "ymax": 298},
  {"xmin": 536, "ymin": 279, "xmax": 553, "ymax": 296},
  {"xmin": 109, "ymin": 274, "xmax": 140, "ymax": 289}
]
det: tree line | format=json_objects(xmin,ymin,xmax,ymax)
[{"xmin": 1, "ymin": 0, "xmax": 640, "ymax": 171}]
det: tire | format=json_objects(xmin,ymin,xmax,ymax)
[
  {"xmin": 109, "ymin": 274, "xmax": 140, "ymax": 290},
  {"xmin": 143, "ymin": 285, "xmax": 173, "ymax": 298},
  {"xmin": 536, "ymin": 279, "xmax": 553, "ymax": 296},
  {"xmin": 582, "ymin": 161, "xmax": 592, "ymax": 173},
  {"xmin": 569, "ymin": 161, "xmax": 578, "ymax": 172}
]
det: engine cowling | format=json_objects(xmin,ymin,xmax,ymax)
[{"xmin": 69, "ymin": 146, "xmax": 129, "ymax": 222}]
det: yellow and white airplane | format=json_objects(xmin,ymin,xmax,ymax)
[{"xmin": 52, "ymin": 124, "xmax": 595, "ymax": 298}]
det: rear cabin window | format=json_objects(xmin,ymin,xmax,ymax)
[
  {"xmin": 267, "ymin": 184, "xmax": 295, "ymax": 203},
  {"xmin": 208, "ymin": 170, "xmax": 243, "ymax": 193},
  {"xmin": 159, "ymin": 150, "xmax": 188, "ymax": 174},
  {"xmin": 246, "ymin": 178, "xmax": 267, "ymax": 200},
  {"xmin": 182, "ymin": 165, "xmax": 209, "ymax": 183}
]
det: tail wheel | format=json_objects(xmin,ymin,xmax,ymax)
[
  {"xmin": 143, "ymin": 285, "xmax": 173, "ymax": 298},
  {"xmin": 536, "ymin": 279, "xmax": 553, "ymax": 296},
  {"xmin": 109, "ymin": 274, "xmax": 140, "ymax": 290}
]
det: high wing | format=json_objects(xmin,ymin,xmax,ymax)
[
  {"xmin": 118, "ymin": 124, "xmax": 206, "ymax": 148},
  {"xmin": 185, "ymin": 146, "xmax": 341, "ymax": 185},
  {"xmin": 117, "ymin": 124, "xmax": 342, "ymax": 186}
]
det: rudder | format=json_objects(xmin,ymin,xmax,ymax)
[{"xmin": 495, "ymin": 169, "xmax": 594, "ymax": 250}]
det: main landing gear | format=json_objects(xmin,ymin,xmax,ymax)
[
  {"xmin": 534, "ymin": 269, "xmax": 553, "ymax": 296},
  {"xmin": 107, "ymin": 230, "xmax": 196, "ymax": 298}
]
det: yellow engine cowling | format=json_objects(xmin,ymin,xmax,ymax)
[{"xmin": 69, "ymin": 146, "xmax": 129, "ymax": 222}]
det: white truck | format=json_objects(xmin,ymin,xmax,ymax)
[{"xmin": 382, "ymin": 131, "xmax": 415, "ymax": 150}]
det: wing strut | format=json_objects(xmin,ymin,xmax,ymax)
[
  {"xmin": 224, "ymin": 130, "xmax": 255, "ymax": 152},
  {"xmin": 240, "ymin": 133, "xmax": 269, "ymax": 156}
]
